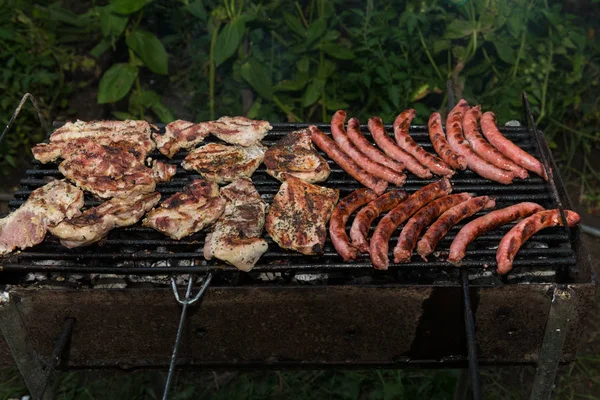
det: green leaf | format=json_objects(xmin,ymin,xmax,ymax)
[
  {"xmin": 325, "ymin": 99, "xmax": 349, "ymax": 110},
  {"xmin": 151, "ymin": 102, "xmax": 174, "ymax": 123},
  {"xmin": 241, "ymin": 59, "xmax": 273, "ymax": 100},
  {"xmin": 274, "ymin": 78, "xmax": 308, "ymax": 92},
  {"xmin": 109, "ymin": 0, "xmax": 152, "ymax": 15},
  {"xmin": 112, "ymin": 111, "xmax": 136, "ymax": 120},
  {"xmin": 187, "ymin": 0, "xmax": 207, "ymax": 20},
  {"xmin": 129, "ymin": 89, "xmax": 160, "ymax": 109},
  {"xmin": 126, "ymin": 30, "xmax": 168, "ymax": 74},
  {"xmin": 320, "ymin": 43, "xmax": 355, "ymax": 60},
  {"xmin": 100, "ymin": 6, "xmax": 128, "ymax": 37},
  {"xmin": 97, "ymin": 63, "xmax": 137, "ymax": 104},
  {"xmin": 506, "ymin": 13, "xmax": 522, "ymax": 38},
  {"xmin": 433, "ymin": 39, "xmax": 450, "ymax": 54},
  {"xmin": 246, "ymin": 99, "xmax": 262, "ymax": 119},
  {"xmin": 493, "ymin": 41, "xmax": 516, "ymax": 64},
  {"xmin": 306, "ymin": 19, "xmax": 326, "ymax": 45},
  {"xmin": 213, "ymin": 19, "xmax": 246, "ymax": 66},
  {"xmin": 296, "ymin": 58, "xmax": 310, "ymax": 73},
  {"xmin": 284, "ymin": 12, "xmax": 306, "ymax": 37},
  {"xmin": 302, "ymin": 78, "xmax": 326, "ymax": 107},
  {"xmin": 90, "ymin": 39, "xmax": 112, "ymax": 58},
  {"xmin": 444, "ymin": 19, "xmax": 475, "ymax": 39},
  {"xmin": 5, "ymin": 154, "xmax": 15, "ymax": 168}
]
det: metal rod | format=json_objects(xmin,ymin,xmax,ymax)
[
  {"xmin": 39, "ymin": 317, "xmax": 76, "ymax": 398},
  {"xmin": 0, "ymin": 93, "xmax": 50, "ymax": 145},
  {"xmin": 163, "ymin": 273, "xmax": 213, "ymax": 400},
  {"xmin": 461, "ymin": 269, "xmax": 481, "ymax": 400}
]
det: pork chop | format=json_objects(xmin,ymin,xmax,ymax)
[
  {"xmin": 0, "ymin": 180, "xmax": 84, "ymax": 255},
  {"xmin": 265, "ymin": 174, "xmax": 339, "ymax": 255},
  {"xmin": 153, "ymin": 120, "xmax": 211, "ymax": 158},
  {"xmin": 150, "ymin": 160, "xmax": 177, "ymax": 182},
  {"xmin": 264, "ymin": 129, "xmax": 330, "ymax": 183},
  {"xmin": 208, "ymin": 116, "xmax": 272, "ymax": 146},
  {"xmin": 49, "ymin": 192, "xmax": 161, "ymax": 248},
  {"xmin": 182, "ymin": 143, "xmax": 266, "ymax": 184},
  {"xmin": 203, "ymin": 178, "xmax": 268, "ymax": 271},
  {"xmin": 143, "ymin": 180, "xmax": 226, "ymax": 240}
]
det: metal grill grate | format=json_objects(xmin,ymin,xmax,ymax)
[{"xmin": 1, "ymin": 122, "xmax": 576, "ymax": 283}]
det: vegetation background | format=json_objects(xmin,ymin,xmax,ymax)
[{"xmin": 0, "ymin": 0, "xmax": 599, "ymax": 398}]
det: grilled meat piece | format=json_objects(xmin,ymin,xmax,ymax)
[
  {"xmin": 49, "ymin": 192, "xmax": 161, "ymax": 248},
  {"xmin": 143, "ymin": 180, "xmax": 226, "ymax": 240},
  {"xmin": 204, "ymin": 178, "xmax": 268, "ymax": 271},
  {"xmin": 428, "ymin": 112, "xmax": 467, "ymax": 170},
  {"xmin": 0, "ymin": 180, "xmax": 84, "ymax": 255},
  {"xmin": 208, "ymin": 116, "xmax": 272, "ymax": 146},
  {"xmin": 182, "ymin": 143, "xmax": 266, "ymax": 184},
  {"xmin": 264, "ymin": 129, "xmax": 330, "ymax": 183},
  {"xmin": 266, "ymin": 174, "xmax": 339, "ymax": 255},
  {"xmin": 153, "ymin": 120, "xmax": 211, "ymax": 158},
  {"xmin": 151, "ymin": 160, "xmax": 177, "ymax": 182}
]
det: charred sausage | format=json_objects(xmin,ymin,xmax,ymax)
[
  {"xmin": 330, "ymin": 188, "xmax": 379, "ymax": 261},
  {"xmin": 463, "ymin": 106, "xmax": 529, "ymax": 179},
  {"xmin": 349, "ymin": 190, "xmax": 408, "ymax": 253},
  {"xmin": 310, "ymin": 126, "xmax": 388, "ymax": 195},
  {"xmin": 370, "ymin": 178, "xmax": 452, "ymax": 270},
  {"xmin": 480, "ymin": 111, "xmax": 549, "ymax": 181},
  {"xmin": 496, "ymin": 209, "xmax": 580, "ymax": 275},
  {"xmin": 428, "ymin": 112, "xmax": 467, "ymax": 170},
  {"xmin": 394, "ymin": 109, "xmax": 454, "ymax": 176},
  {"xmin": 447, "ymin": 100, "xmax": 514, "ymax": 184},
  {"xmin": 393, "ymin": 193, "xmax": 472, "ymax": 263},
  {"xmin": 346, "ymin": 117, "xmax": 406, "ymax": 172},
  {"xmin": 448, "ymin": 202, "xmax": 544, "ymax": 264},
  {"xmin": 368, "ymin": 117, "xmax": 432, "ymax": 179},
  {"xmin": 416, "ymin": 196, "xmax": 496, "ymax": 259},
  {"xmin": 331, "ymin": 111, "xmax": 406, "ymax": 186}
]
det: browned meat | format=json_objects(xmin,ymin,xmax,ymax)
[
  {"xmin": 266, "ymin": 174, "xmax": 339, "ymax": 255},
  {"xmin": 264, "ymin": 129, "xmax": 330, "ymax": 183},
  {"xmin": 151, "ymin": 160, "xmax": 177, "ymax": 182},
  {"xmin": 428, "ymin": 112, "xmax": 467, "ymax": 170},
  {"xmin": 346, "ymin": 118, "xmax": 406, "ymax": 172},
  {"xmin": 203, "ymin": 178, "xmax": 269, "ymax": 272},
  {"xmin": 208, "ymin": 116, "xmax": 272, "ymax": 146},
  {"xmin": 0, "ymin": 180, "xmax": 84, "ymax": 255},
  {"xmin": 153, "ymin": 120, "xmax": 211, "ymax": 158},
  {"xmin": 49, "ymin": 192, "xmax": 161, "ymax": 248},
  {"xmin": 416, "ymin": 196, "xmax": 496, "ymax": 259},
  {"xmin": 496, "ymin": 209, "xmax": 580, "ymax": 275},
  {"xmin": 329, "ymin": 189, "xmax": 378, "ymax": 261},
  {"xmin": 448, "ymin": 202, "xmax": 544, "ymax": 265},
  {"xmin": 182, "ymin": 143, "xmax": 266, "ymax": 184},
  {"xmin": 143, "ymin": 180, "xmax": 226, "ymax": 240}
]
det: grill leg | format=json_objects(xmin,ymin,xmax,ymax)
[
  {"xmin": 0, "ymin": 292, "xmax": 53, "ymax": 400},
  {"xmin": 529, "ymin": 287, "xmax": 575, "ymax": 400}
]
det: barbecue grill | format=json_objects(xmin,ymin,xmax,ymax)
[{"xmin": 0, "ymin": 91, "xmax": 596, "ymax": 400}]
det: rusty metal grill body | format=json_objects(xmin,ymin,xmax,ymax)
[{"xmin": 0, "ymin": 96, "xmax": 596, "ymax": 400}]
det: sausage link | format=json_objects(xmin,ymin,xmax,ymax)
[
  {"xmin": 368, "ymin": 117, "xmax": 432, "ymax": 179},
  {"xmin": 331, "ymin": 111, "xmax": 406, "ymax": 186},
  {"xmin": 310, "ymin": 126, "xmax": 388, "ymax": 195},
  {"xmin": 346, "ymin": 118, "xmax": 406, "ymax": 172},
  {"xmin": 463, "ymin": 106, "xmax": 529, "ymax": 179},
  {"xmin": 394, "ymin": 109, "xmax": 454, "ymax": 176},
  {"xmin": 447, "ymin": 100, "xmax": 514, "ymax": 184},
  {"xmin": 370, "ymin": 178, "xmax": 452, "ymax": 270},
  {"xmin": 416, "ymin": 196, "xmax": 496, "ymax": 259},
  {"xmin": 393, "ymin": 193, "xmax": 472, "ymax": 263},
  {"xmin": 428, "ymin": 112, "xmax": 467, "ymax": 170},
  {"xmin": 480, "ymin": 111, "xmax": 549, "ymax": 181},
  {"xmin": 496, "ymin": 209, "xmax": 580, "ymax": 275},
  {"xmin": 330, "ymin": 188, "xmax": 379, "ymax": 261},
  {"xmin": 448, "ymin": 202, "xmax": 544, "ymax": 265},
  {"xmin": 349, "ymin": 190, "xmax": 408, "ymax": 253}
]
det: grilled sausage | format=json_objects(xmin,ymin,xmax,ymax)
[
  {"xmin": 330, "ymin": 188, "xmax": 379, "ymax": 261},
  {"xmin": 428, "ymin": 112, "xmax": 467, "ymax": 170},
  {"xmin": 448, "ymin": 202, "xmax": 544, "ymax": 265},
  {"xmin": 480, "ymin": 111, "xmax": 549, "ymax": 181},
  {"xmin": 496, "ymin": 209, "xmax": 580, "ymax": 275},
  {"xmin": 310, "ymin": 126, "xmax": 388, "ymax": 195},
  {"xmin": 393, "ymin": 193, "xmax": 472, "ymax": 263},
  {"xmin": 370, "ymin": 178, "xmax": 452, "ymax": 270},
  {"xmin": 416, "ymin": 196, "xmax": 496, "ymax": 259},
  {"xmin": 331, "ymin": 111, "xmax": 406, "ymax": 186},
  {"xmin": 447, "ymin": 100, "xmax": 514, "ymax": 184},
  {"xmin": 368, "ymin": 117, "xmax": 432, "ymax": 179},
  {"xmin": 463, "ymin": 106, "xmax": 529, "ymax": 179},
  {"xmin": 394, "ymin": 109, "xmax": 454, "ymax": 176},
  {"xmin": 349, "ymin": 190, "xmax": 408, "ymax": 253},
  {"xmin": 346, "ymin": 117, "xmax": 406, "ymax": 172}
]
